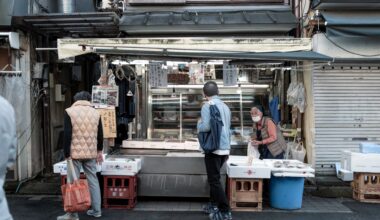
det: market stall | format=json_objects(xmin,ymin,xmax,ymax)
[{"xmin": 56, "ymin": 37, "xmax": 331, "ymax": 197}]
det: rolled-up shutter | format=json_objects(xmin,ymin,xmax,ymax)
[{"xmin": 313, "ymin": 64, "xmax": 380, "ymax": 175}]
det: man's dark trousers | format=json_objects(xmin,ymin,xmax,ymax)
[{"xmin": 204, "ymin": 153, "xmax": 230, "ymax": 212}]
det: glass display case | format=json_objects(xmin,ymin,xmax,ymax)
[{"xmin": 147, "ymin": 84, "xmax": 267, "ymax": 146}]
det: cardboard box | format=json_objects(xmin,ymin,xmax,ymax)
[
  {"xmin": 341, "ymin": 151, "xmax": 380, "ymax": 173},
  {"xmin": 101, "ymin": 158, "xmax": 142, "ymax": 176}
]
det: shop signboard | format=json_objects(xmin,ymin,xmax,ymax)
[{"xmin": 97, "ymin": 107, "xmax": 117, "ymax": 138}]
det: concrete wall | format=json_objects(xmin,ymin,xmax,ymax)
[
  {"xmin": 302, "ymin": 61, "xmax": 316, "ymax": 167},
  {"xmin": 0, "ymin": 32, "xmax": 39, "ymax": 180}
]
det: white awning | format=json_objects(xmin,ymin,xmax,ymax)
[{"xmin": 58, "ymin": 38, "xmax": 313, "ymax": 59}]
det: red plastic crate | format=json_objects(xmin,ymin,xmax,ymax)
[
  {"xmin": 103, "ymin": 175, "xmax": 137, "ymax": 209},
  {"xmin": 103, "ymin": 198, "xmax": 137, "ymax": 209}
]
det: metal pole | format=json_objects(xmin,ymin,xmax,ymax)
[
  {"xmin": 179, "ymin": 93, "xmax": 183, "ymax": 141},
  {"xmin": 43, "ymin": 35, "xmax": 52, "ymax": 173},
  {"xmin": 42, "ymin": 90, "xmax": 52, "ymax": 173}
]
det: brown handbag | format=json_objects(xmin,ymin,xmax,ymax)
[{"xmin": 61, "ymin": 159, "xmax": 91, "ymax": 212}]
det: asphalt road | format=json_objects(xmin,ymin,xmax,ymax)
[{"xmin": 7, "ymin": 196, "xmax": 380, "ymax": 220}]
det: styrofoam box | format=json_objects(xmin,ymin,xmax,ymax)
[
  {"xmin": 341, "ymin": 150, "xmax": 380, "ymax": 173},
  {"xmin": 359, "ymin": 142, "xmax": 380, "ymax": 154},
  {"xmin": 264, "ymin": 159, "xmax": 315, "ymax": 178},
  {"xmin": 264, "ymin": 159, "xmax": 315, "ymax": 174},
  {"xmin": 53, "ymin": 160, "xmax": 102, "ymax": 175},
  {"xmin": 337, "ymin": 169, "xmax": 354, "ymax": 182},
  {"xmin": 122, "ymin": 140, "xmax": 199, "ymax": 150},
  {"xmin": 227, "ymin": 156, "xmax": 271, "ymax": 179},
  {"xmin": 101, "ymin": 158, "xmax": 142, "ymax": 176}
]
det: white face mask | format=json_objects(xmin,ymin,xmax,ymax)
[{"xmin": 252, "ymin": 116, "xmax": 261, "ymax": 122}]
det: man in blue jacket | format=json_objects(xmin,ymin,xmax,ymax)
[{"xmin": 198, "ymin": 81, "xmax": 232, "ymax": 220}]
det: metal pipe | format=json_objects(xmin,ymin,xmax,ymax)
[
  {"xmin": 35, "ymin": 48, "xmax": 57, "ymax": 51},
  {"xmin": 58, "ymin": 0, "xmax": 76, "ymax": 13}
]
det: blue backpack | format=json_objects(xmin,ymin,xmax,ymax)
[{"xmin": 198, "ymin": 104, "xmax": 224, "ymax": 154}]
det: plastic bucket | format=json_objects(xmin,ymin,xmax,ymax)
[{"xmin": 269, "ymin": 176, "xmax": 304, "ymax": 210}]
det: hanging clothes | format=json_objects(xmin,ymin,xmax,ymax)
[{"xmin": 269, "ymin": 96, "xmax": 280, "ymax": 124}]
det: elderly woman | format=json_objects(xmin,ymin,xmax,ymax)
[{"xmin": 250, "ymin": 106, "xmax": 287, "ymax": 159}]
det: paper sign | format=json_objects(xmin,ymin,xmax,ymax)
[
  {"xmin": 148, "ymin": 62, "xmax": 168, "ymax": 88},
  {"xmin": 92, "ymin": 85, "xmax": 119, "ymax": 107},
  {"xmin": 97, "ymin": 107, "xmax": 117, "ymax": 138},
  {"xmin": 223, "ymin": 61, "xmax": 238, "ymax": 86},
  {"xmin": 189, "ymin": 63, "xmax": 205, "ymax": 84}
]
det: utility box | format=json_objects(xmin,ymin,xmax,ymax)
[{"xmin": 55, "ymin": 84, "xmax": 65, "ymax": 102}]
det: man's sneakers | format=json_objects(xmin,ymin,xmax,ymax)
[
  {"xmin": 208, "ymin": 207, "xmax": 233, "ymax": 220},
  {"xmin": 202, "ymin": 202, "xmax": 217, "ymax": 214},
  {"xmin": 86, "ymin": 209, "xmax": 102, "ymax": 218},
  {"xmin": 57, "ymin": 213, "xmax": 79, "ymax": 220}
]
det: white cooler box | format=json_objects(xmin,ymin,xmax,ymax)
[
  {"xmin": 227, "ymin": 156, "xmax": 271, "ymax": 179},
  {"xmin": 341, "ymin": 150, "xmax": 380, "ymax": 173},
  {"xmin": 53, "ymin": 160, "xmax": 102, "ymax": 175},
  {"xmin": 101, "ymin": 157, "xmax": 142, "ymax": 176}
]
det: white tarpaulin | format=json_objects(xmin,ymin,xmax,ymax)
[{"xmin": 57, "ymin": 38, "xmax": 313, "ymax": 60}]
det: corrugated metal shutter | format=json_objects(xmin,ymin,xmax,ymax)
[{"xmin": 313, "ymin": 64, "xmax": 380, "ymax": 175}]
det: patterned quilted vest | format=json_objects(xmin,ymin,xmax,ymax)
[
  {"xmin": 65, "ymin": 100, "xmax": 100, "ymax": 159},
  {"xmin": 256, "ymin": 117, "xmax": 287, "ymax": 157}
]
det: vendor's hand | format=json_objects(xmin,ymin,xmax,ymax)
[
  {"xmin": 252, "ymin": 140, "xmax": 262, "ymax": 146},
  {"xmin": 96, "ymin": 152, "xmax": 104, "ymax": 164},
  {"xmin": 66, "ymin": 157, "xmax": 71, "ymax": 160}
]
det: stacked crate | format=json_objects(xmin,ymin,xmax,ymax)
[
  {"xmin": 227, "ymin": 178, "xmax": 263, "ymax": 211},
  {"xmin": 226, "ymin": 156, "xmax": 271, "ymax": 211},
  {"xmin": 103, "ymin": 175, "xmax": 137, "ymax": 209},
  {"xmin": 352, "ymin": 172, "xmax": 380, "ymax": 203},
  {"xmin": 101, "ymin": 158, "xmax": 141, "ymax": 209}
]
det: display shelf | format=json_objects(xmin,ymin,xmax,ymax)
[{"xmin": 149, "ymin": 88, "xmax": 256, "ymax": 145}]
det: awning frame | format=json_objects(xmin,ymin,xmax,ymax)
[
  {"xmin": 92, "ymin": 46, "xmax": 333, "ymax": 62},
  {"xmin": 58, "ymin": 37, "xmax": 332, "ymax": 62}
]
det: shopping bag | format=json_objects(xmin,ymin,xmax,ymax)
[
  {"xmin": 290, "ymin": 141, "xmax": 306, "ymax": 162},
  {"xmin": 247, "ymin": 141, "xmax": 260, "ymax": 165},
  {"xmin": 61, "ymin": 159, "xmax": 91, "ymax": 212},
  {"xmin": 285, "ymin": 140, "xmax": 297, "ymax": 160}
]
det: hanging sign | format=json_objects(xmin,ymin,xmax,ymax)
[
  {"xmin": 97, "ymin": 107, "xmax": 117, "ymax": 138},
  {"xmin": 223, "ymin": 61, "xmax": 238, "ymax": 86},
  {"xmin": 189, "ymin": 63, "xmax": 205, "ymax": 84},
  {"xmin": 148, "ymin": 62, "xmax": 168, "ymax": 88},
  {"xmin": 92, "ymin": 85, "xmax": 119, "ymax": 107}
]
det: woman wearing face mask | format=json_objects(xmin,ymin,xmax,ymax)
[{"xmin": 250, "ymin": 106, "xmax": 287, "ymax": 159}]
